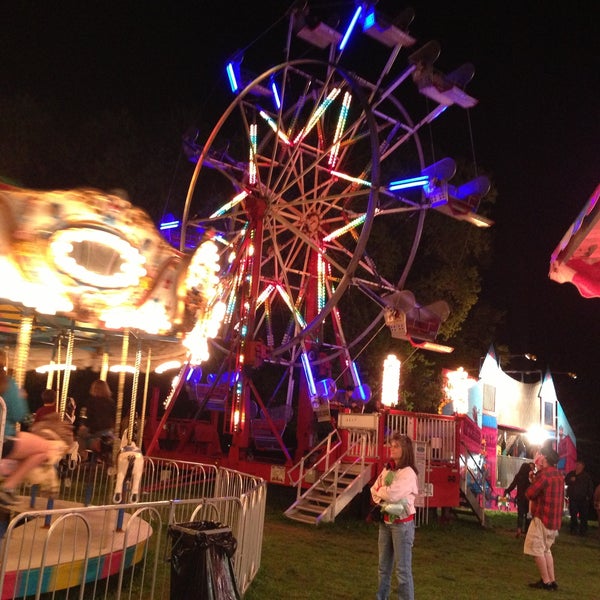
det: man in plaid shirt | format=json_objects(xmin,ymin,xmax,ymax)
[{"xmin": 524, "ymin": 447, "xmax": 565, "ymax": 591}]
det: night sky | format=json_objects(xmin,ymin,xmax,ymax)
[{"xmin": 3, "ymin": 2, "xmax": 600, "ymax": 472}]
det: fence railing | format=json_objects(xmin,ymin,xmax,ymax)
[{"xmin": 0, "ymin": 456, "xmax": 266, "ymax": 599}]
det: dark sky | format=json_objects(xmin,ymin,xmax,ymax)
[{"xmin": 3, "ymin": 2, "xmax": 600, "ymax": 464}]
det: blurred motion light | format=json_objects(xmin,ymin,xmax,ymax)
[
  {"xmin": 155, "ymin": 360, "xmax": 182, "ymax": 374},
  {"xmin": 35, "ymin": 364, "xmax": 77, "ymax": 374}
]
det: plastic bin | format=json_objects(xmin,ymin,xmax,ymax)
[{"xmin": 168, "ymin": 520, "xmax": 241, "ymax": 600}]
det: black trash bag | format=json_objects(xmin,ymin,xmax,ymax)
[{"xmin": 168, "ymin": 520, "xmax": 241, "ymax": 600}]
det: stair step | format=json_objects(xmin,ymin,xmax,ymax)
[
  {"xmin": 300, "ymin": 504, "xmax": 329, "ymax": 514},
  {"xmin": 306, "ymin": 493, "xmax": 334, "ymax": 504},
  {"xmin": 286, "ymin": 512, "xmax": 318, "ymax": 525}
]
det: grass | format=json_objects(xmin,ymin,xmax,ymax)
[{"xmin": 244, "ymin": 486, "xmax": 600, "ymax": 600}]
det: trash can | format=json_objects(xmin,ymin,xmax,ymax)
[{"xmin": 168, "ymin": 520, "xmax": 241, "ymax": 600}]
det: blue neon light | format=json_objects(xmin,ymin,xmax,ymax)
[
  {"xmin": 339, "ymin": 5, "xmax": 362, "ymax": 51},
  {"xmin": 301, "ymin": 352, "xmax": 317, "ymax": 397},
  {"xmin": 364, "ymin": 10, "xmax": 376, "ymax": 30},
  {"xmin": 388, "ymin": 175, "xmax": 429, "ymax": 191},
  {"xmin": 159, "ymin": 220, "xmax": 180, "ymax": 230},
  {"xmin": 226, "ymin": 62, "xmax": 239, "ymax": 93},
  {"xmin": 271, "ymin": 79, "xmax": 281, "ymax": 110},
  {"xmin": 350, "ymin": 360, "xmax": 362, "ymax": 387}
]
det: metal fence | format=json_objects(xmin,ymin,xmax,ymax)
[
  {"xmin": 0, "ymin": 456, "xmax": 266, "ymax": 599},
  {"xmin": 386, "ymin": 412, "xmax": 456, "ymax": 462}
]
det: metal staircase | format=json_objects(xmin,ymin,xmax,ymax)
[
  {"xmin": 456, "ymin": 443, "xmax": 487, "ymax": 525},
  {"xmin": 285, "ymin": 432, "xmax": 375, "ymax": 525}
]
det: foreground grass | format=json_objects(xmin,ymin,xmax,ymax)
[{"xmin": 245, "ymin": 486, "xmax": 600, "ymax": 600}]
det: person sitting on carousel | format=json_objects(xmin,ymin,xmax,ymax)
[
  {"xmin": 0, "ymin": 362, "xmax": 52, "ymax": 507},
  {"xmin": 75, "ymin": 379, "xmax": 116, "ymax": 465}
]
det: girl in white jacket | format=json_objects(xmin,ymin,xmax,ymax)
[{"xmin": 371, "ymin": 433, "xmax": 419, "ymax": 600}]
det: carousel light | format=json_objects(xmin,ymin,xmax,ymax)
[
  {"xmin": 182, "ymin": 300, "xmax": 226, "ymax": 365},
  {"xmin": 155, "ymin": 360, "xmax": 182, "ymax": 374},
  {"xmin": 109, "ymin": 365, "xmax": 137, "ymax": 374},
  {"xmin": 50, "ymin": 228, "xmax": 147, "ymax": 288},
  {"xmin": 35, "ymin": 364, "xmax": 77, "ymax": 374},
  {"xmin": 101, "ymin": 300, "xmax": 172, "ymax": 334}
]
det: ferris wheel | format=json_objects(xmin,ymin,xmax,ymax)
[{"xmin": 179, "ymin": 2, "xmax": 484, "ymax": 434}]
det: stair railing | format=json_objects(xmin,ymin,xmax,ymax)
[
  {"xmin": 287, "ymin": 429, "xmax": 342, "ymax": 497},
  {"xmin": 297, "ymin": 435, "xmax": 370, "ymax": 512},
  {"xmin": 458, "ymin": 441, "xmax": 489, "ymax": 525}
]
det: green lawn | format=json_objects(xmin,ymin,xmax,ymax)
[{"xmin": 244, "ymin": 486, "xmax": 600, "ymax": 599}]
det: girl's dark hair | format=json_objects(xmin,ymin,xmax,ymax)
[{"xmin": 389, "ymin": 432, "xmax": 418, "ymax": 475}]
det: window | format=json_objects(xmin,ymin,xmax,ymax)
[{"xmin": 482, "ymin": 383, "xmax": 496, "ymax": 412}]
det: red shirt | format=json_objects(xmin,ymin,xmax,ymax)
[
  {"xmin": 33, "ymin": 404, "xmax": 58, "ymax": 423},
  {"xmin": 526, "ymin": 465, "xmax": 565, "ymax": 531}
]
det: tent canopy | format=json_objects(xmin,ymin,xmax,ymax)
[{"xmin": 549, "ymin": 183, "xmax": 600, "ymax": 298}]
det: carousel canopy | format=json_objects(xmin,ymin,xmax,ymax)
[
  {"xmin": 549, "ymin": 183, "xmax": 600, "ymax": 298},
  {"xmin": 0, "ymin": 186, "xmax": 223, "ymax": 374}
]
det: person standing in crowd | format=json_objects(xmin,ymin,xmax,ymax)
[
  {"xmin": 0, "ymin": 362, "xmax": 51, "ymax": 506},
  {"xmin": 505, "ymin": 461, "xmax": 535, "ymax": 537},
  {"xmin": 564, "ymin": 458, "xmax": 594, "ymax": 536},
  {"xmin": 75, "ymin": 379, "xmax": 116, "ymax": 462},
  {"xmin": 370, "ymin": 432, "xmax": 419, "ymax": 600},
  {"xmin": 524, "ymin": 447, "xmax": 564, "ymax": 591}
]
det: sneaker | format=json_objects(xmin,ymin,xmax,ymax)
[
  {"xmin": 528, "ymin": 580, "xmax": 555, "ymax": 591},
  {"xmin": 0, "ymin": 488, "xmax": 19, "ymax": 506},
  {"xmin": 549, "ymin": 582, "xmax": 558, "ymax": 591}
]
